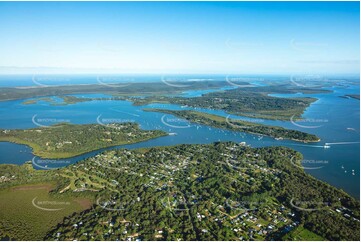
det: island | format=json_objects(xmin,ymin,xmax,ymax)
[
  {"xmin": 0, "ymin": 123, "xmax": 167, "ymax": 159},
  {"xmin": 342, "ymin": 94, "xmax": 360, "ymax": 100},
  {"xmin": 0, "ymin": 142, "xmax": 358, "ymax": 240},
  {"xmin": 2, "ymin": 80, "xmax": 331, "ymax": 121},
  {"xmin": 0, "ymin": 81, "xmax": 233, "ymax": 102},
  {"xmin": 22, "ymin": 97, "xmax": 54, "ymax": 105},
  {"xmin": 144, "ymin": 108, "xmax": 320, "ymax": 143},
  {"xmin": 129, "ymin": 86, "xmax": 321, "ymax": 121},
  {"xmin": 22, "ymin": 96, "xmax": 93, "ymax": 106}
]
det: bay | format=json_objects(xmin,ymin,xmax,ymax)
[{"xmin": 0, "ymin": 83, "xmax": 359, "ymax": 198}]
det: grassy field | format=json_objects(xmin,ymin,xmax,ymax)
[
  {"xmin": 282, "ymin": 226, "xmax": 325, "ymax": 241},
  {"xmin": 0, "ymin": 183, "xmax": 92, "ymax": 240}
]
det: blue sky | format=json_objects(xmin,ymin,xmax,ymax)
[{"xmin": 0, "ymin": 1, "xmax": 359, "ymax": 74}]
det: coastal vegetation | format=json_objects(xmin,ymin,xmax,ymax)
[
  {"xmin": 22, "ymin": 96, "xmax": 92, "ymax": 106},
  {"xmin": 0, "ymin": 123, "xmax": 167, "ymax": 158},
  {"xmin": 144, "ymin": 108, "xmax": 320, "ymax": 142},
  {"xmin": 0, "ymin": 81, "xmax": 231, "ymax": 102},
  {"xmin": 130, "ymin": 87, "xmax": 319, "ymax": 120}
]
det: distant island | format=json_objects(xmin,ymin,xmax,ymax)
[
  {"xmin": 129, "ymin": 85, "xmax": 325, "ymax": 120},
  {"xmin": 2, "ymin": 81, "xmax": 331, "ymax": 121},
  {"xmin": 144, "ymin": 108, "xmax": 321, "ymax": 143},
  {"xmin": 341, "ymin": 94, "xmax": 360, "ymax": 100},
  {"xmin": 22, "ymin": 96, "xmax": 93, "ymax": 106},
  {"xmin": 0, "ymin": 123, "xmax": 167, "ymax": 159},
  {"xmin": 0, "ymin": 81, "xmax": 232, "ymax": 102}
]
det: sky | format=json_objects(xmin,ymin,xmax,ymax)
[{"xmin": 0, "ymin": 1, "xmax": 359, "ymax": 75}]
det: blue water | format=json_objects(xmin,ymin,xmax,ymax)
[{"xmin": 0, "ymin": 83, "xmax": 359, "ymax": 198}]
